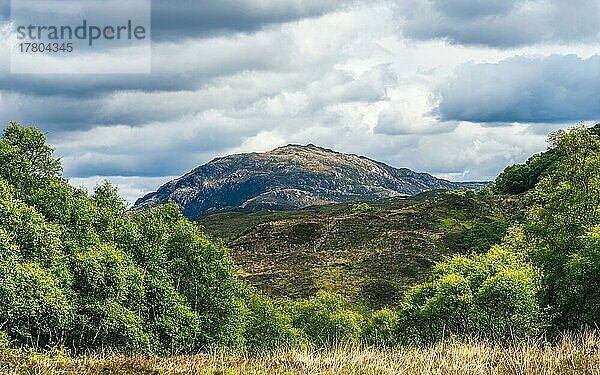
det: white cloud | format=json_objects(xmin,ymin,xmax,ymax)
[{"xmin": 1, "ymin": 0, "xmax": 597, "ymax": 204}]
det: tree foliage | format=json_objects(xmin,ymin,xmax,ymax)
[
  {"xmin": 289, "ymin": 291, "xmax": 363, "ymax": 347},
  {"xmin": 523, "ymin": 126, "xmax": 600, "ymax": 330},
  {"xmin": 0, "ymin": 123, "xmax": 245, "ymax": 354},
  {"xmin": 398, "ymin": 242, "xmax": 541, "ymax": 345},
  {"xmin": 493, "ymin": 123, "xmax": 600, "ymax": 195},
  {"xmin": 493, "ymin": 150, "xmax": 561, "ymax": 195},
  {"xmin": 461, "ymin": 220, "xmax": 510, "ymax": 254}
]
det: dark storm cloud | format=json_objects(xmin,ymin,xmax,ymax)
[
  {"xmin": 0, "ymin": 73, "xmax": 200, "ymax": 98},
  {"xmin": 0, "ymin": 0, "xmax": 349, "ymax": 98},
  {"xmin": 0, "ymin": 0, "xmax": 347, "ymax": 40},
  {"xmin": 62, "ymin": 149, "xmax": 202, "ymax": 177},
  {"xmin": 396, "ymin": 0, "xmax": 600, "ymax": 47},
  {"xmin": 0, "ymin": 0, "xmax": 7, "ymax": 19},
  {"xmin": 151, "ymin": 0, "xmax": 348, "ymax": 40},
  {"xmin": 52, "ymin": 113, "xmax": 264, "ymax": 177},
  {"xmin": 433, "ymin": 0, "xmax": 517, "ymax": 19},
  {"xmin": 0, "ymin": 94, "xmax": 99, "ymax": 130},
  {"xmin": 436, "ymin": 54, "xmax": 600, "ymax": 123}
]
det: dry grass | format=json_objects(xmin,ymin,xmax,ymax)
[{"xmin": 1, "ymin": 331, "xmax": 600, "ymax": 374}]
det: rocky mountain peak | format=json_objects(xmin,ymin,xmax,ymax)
[{"xmin": 134, "ymin": 145, "xmax": 489, "ymax": 219}]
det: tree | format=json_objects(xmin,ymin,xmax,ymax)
[
  {"xmin": 0, "ymin": 122, "xmax": 249, "ymax": 354},
  {"xmin": 123, "ymin": 203, "xmax": 247, "ymax": 349},
  {"xmin": 242, "ymin": 291, "xmax": 303, "ymax": 351},
  {"xmin": 492, "ymin": 123, "xmax": 600, "ymax": 195},
  {"xmin": 399, "ymin": 241, "xmax": 541, "ymax": 345},
  {"xmin": 0, "ymin": 122, "xmax": 62, "ymax": 198},
  {"xmin": 362, "ymin": 308, "xmax": 400, "ymax": 347},
  {"xmin": 525, "ymin": 126, "xmax": 600, "ymax": 330},
  {"xmin": 493, "ymin": 150, "xmax": 561, "ymax": 195}
]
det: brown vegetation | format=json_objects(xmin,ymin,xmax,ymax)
[{"xmin": 3, "ymin": 331, "xmax": 599, "ymax": 374}]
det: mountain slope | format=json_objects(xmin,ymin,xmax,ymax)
[
  {"xmin": 134, "ymin": 144, "xmax": 488, "ymax": 219},
  {"xmin": 198, "ymin": 191, "xmax": 522, "ymax": 307}
]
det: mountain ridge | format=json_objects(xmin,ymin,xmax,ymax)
[{"xmin": 134, "ymin": 144, "xmax": 490, "ymax": 218}]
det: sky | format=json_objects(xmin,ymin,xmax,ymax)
[{"xmin": 1, "ymin": 0, "xmax": 599, "ymax": 204}]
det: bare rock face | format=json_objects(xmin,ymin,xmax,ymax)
[{"xmin": 134, "ymin": 144, "xmax": 489, "ymax": 219}]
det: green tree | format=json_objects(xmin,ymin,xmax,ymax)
[
  {"xmin": 362, "ymin": 308, "xmax": 400, "ymax": 347},
  {"xmin": 0, "ymin": 122, "xmax": 62, "ymax": 199},
  {"xmin": 525, "ymin": 126, "xmax": 600, "ymax": 329},
  {"xmin": 399, "ymin": 241, "xmax": 541, "ymax": 345},
  {"xmin": 0, "ymin": 261, "xmax": 75, "ymax": 349},
  {"xmin": 492, "ymin": 124, "xmax": 600, "ymax": 195},
  {"xmin": 243, "ymin": 291, "xmax": 303, "ymax": 351},
  {"xmin": 118, "ymin": 203, "xmax": 246, "ymax": 350},
  {"xmin": 0, "ymin": 123, "xmax": 249, "ymax": 354}
]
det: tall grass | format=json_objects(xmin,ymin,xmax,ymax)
[{"xmin": 1, "ymin": 331, "xmax": 599, "ymax": 374}]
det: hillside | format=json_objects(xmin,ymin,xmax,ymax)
[
  {"xmin": 199, "ymin": 191, "xmax": 522, "ymax": 307},
  {"xmin": 135, "ymin": 144, "xmax": 488, "ymax": 219}
]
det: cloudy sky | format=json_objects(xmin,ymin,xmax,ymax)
[{"xmin": 1, "ymin": 0, "xmax": 599, "ymax": 203}]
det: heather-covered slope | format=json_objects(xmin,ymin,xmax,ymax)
[{"xmin": 199, "ymin": 191, "xmax": 521, "ymax": 307}]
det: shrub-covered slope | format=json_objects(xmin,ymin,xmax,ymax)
[{"xmin": 199, "ymin": 191, "xmax": 520, "ymax": 307}]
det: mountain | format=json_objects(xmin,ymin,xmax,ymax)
[
  {"xmin": 134, "ymin": 144, "xmax": 489, "ymax": 219},
  {"xmin": 197, "ymin": 191, "xmax": 521, "ymax": 307}
]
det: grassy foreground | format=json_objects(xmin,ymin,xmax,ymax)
[{"xmin": 2, "ymin": 332, "xmax": 599, "ymax": 375}]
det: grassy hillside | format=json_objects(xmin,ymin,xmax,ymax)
[{"xmin": 199, "ymin": 191, "xmax": 522, "ymax": 307}]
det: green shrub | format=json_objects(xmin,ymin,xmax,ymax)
[
  {"xmin": 351, "ymin": 203, "xmax": 378, "ymax": 214},
  {"xmin": 0, "ymin": 261, "xmax": 75, "ymax": 349},
  {"xmin": 362, "ymin": 308, "xmax": 400, "ymax": 347},
  {"xmin": 399, "ymin": 245, "xmax": 541, "ymax": 345},
  {"xmin": 243, "ymin": 291, "xmax": 304, "ymax": 351},
  {"xmin": 446, "ymin": 189, "xmax": 476, "ymax": 197},
  {"xmin": 475, "ymin": 269, "xmax": 541, "ymax": 341},
  {"xmin": 290, "ymin": 291, "xmax": 363, "ymax": 347},
  {"xmin": 462, "ymin": 220, "xmax": 510, "ymax": 253}
]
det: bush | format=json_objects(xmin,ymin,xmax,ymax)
[
  {"xmin": 0, "ymin": 261, "xmax": 75, "ymax": 349},
  {"xmin": 362, "ymin": 308, "xmax": 400, "ymax": 347},
  {"xmin": 462, "ymin": 220, "xmax": 510, "ymax": 253},
  {"xmin": 475, "ymin": 269, "xmax": 541, "ymax": 341},
  {"xmin": 243, "ymin": 291, "xmax": 304, "ymax": 351},
  {"xmin": 398, "ymin": 245, "xmax": 542, "ymax": 345},
  {"xmin": 290, "ymin": 292, "xmax": 363, "ymax": 347},
  {"xmin": 446, "ymin": 189, "xmax": 476, "ymax": 197},
  {"xmin": 351, "ymin": 203, "xmax": 378, "ymax": 214}
]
